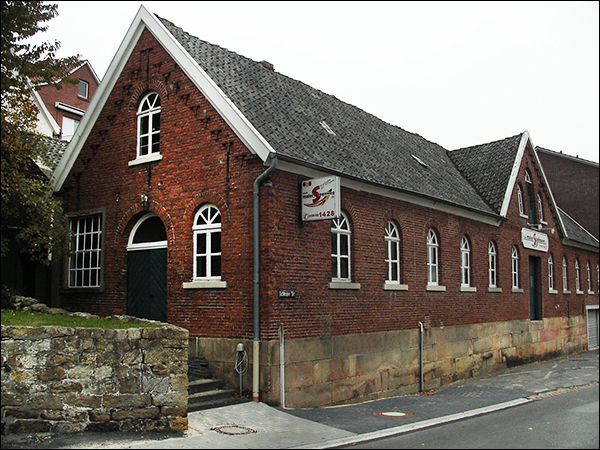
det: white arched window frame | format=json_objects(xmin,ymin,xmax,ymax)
[
  {"xmin": 427, "ymin": 229, "xmax": 439, "ymax": 286},
  {"xmin": 137, "ymin": 92, "xmax": 161, "ymax": 159},
  {"xmin": 488, "ymin": 241, "xmax": 498, "ymax": 288},
  {"xmin": 517, "ymin": 184, "xmax": 524, "ymax": 215},
  {"xmin": 548, "ymin": 254, "xmax": 555, "ymax": 292},
  {"xmin": 511, "ymin": 246, "xmax": 519, "ymax": 289},
  {"xmin": 385, "ymin": 222, "xmax": 401, "ymax": 284},
  {"xmin": 127, "ymin": 213, "xmax": 167, "ymax": 251},
  {"xmin": 460, "ymin": 236, "xmax": 471, "ymax": 287},
  {"xmin": 562, "ymin": 257, "xmax": 569, "ymax": 293},
  {"xmin": 331, "ymin": 213, "xmax": 351, "ymax": 282},
  {"xmin": 575, "ymin": 259, "xmax": 581, "ymax": 293},
  {"xmin": 586, "ymin": 261, "xmax": 592, "ymax": 293},
  {"xmin": 193, "ymin": 205, "xmax": 222, "ymax": 281}
]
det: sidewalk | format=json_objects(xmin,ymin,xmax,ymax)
[{"xmin": 2, "ymin": 349, "xmax": 598, "ymax": 449}]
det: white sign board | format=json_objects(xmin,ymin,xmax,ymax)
[
  {"xmin": 301, "ymin": 176, "xmax": 340, "ymax": 221},
  {"xmin": 521, "ymin": 228, "xmax": 549, "ymax": 252}
]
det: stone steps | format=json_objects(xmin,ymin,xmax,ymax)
[{"xmin": 187, "ymin": 356, "xmax": 250, "ymax": 412}]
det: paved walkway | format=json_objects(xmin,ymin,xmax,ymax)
[{"xmin": 2, "ymin": 349, "xmax": 598, "ymax": 449}]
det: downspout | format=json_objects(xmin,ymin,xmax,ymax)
[
  {"xmin": 253, "ymin": 152, "xmax": 278, "ymax": 402},
  {"xmin": 418, "ymin": 321, "xmax": 424, "ymax": 393}
]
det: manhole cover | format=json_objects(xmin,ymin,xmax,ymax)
[
  {"xmin": 211, "ymin": 425, "xmax": 257, "ymax": 435},
  {"xmin": 374, "ymin": 411, "xmax": 413, "ymax": 417}
]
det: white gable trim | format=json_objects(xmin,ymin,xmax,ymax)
[
  {"xmin": 52, "ymin": 5, "xmax": 274, "ymax": 191},
  {"xmin": 32, "ymin": 89, "xmax": 60, "ymax": 136},
  {"xmin": 499, "ymin": 131, "xmax": 529, "ymax": 217}
]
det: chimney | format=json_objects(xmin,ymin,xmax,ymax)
[{"xmin": 259, "ymin": 60, "xmax": 274, "ymax": 71}]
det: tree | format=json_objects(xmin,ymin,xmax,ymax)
[{"xmin": 1, "ymin": 1, "xmax": 80, "ymax": 264}]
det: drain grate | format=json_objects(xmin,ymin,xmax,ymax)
[
  {"xmin": 374, "ymin": 411, "xmax": 414, "ymax": 417},
  {"xmin": 211, "ymin": 424, "xmax": 257, "ymax": 435}
]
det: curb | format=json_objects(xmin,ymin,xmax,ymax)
[{"xmin": 293, "ymin": 398, "xmax": 532, "ymax": 449}]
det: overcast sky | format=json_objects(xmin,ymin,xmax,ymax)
[{"xmin": 27, "ymin": 1, "xmax": 599, "ymax": 163}]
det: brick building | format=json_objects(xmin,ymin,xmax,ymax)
[
  {"xmin": 33, "ymin": 60, "xmax": 99, "ymax": 140},
  {"xmin": 51, "ymin": 6, "xmax": 599, "ymax": 408}
]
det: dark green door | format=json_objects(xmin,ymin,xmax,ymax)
[
  {"xmin": 127, "ymin": 248, "xmax": 167, "ymax": 322},
  {"xmin": 529, "ymin": 256, "xmax": 541, "ymax": 320}
]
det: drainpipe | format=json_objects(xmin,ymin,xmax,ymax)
[
  {"xmin": 418, "ymin": 321, "xmax": 424, "ymax": 393},
  {"xmin": 252, "ymin": 152, "xmax": 278, "ymax": 402}
]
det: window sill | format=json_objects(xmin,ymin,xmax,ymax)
[
  {"xmin": 511, "ymin": 288, "xmax": 524, "ymax": 293},
  {"xmin": 329, "ymin": 282, "xmax": 361, "ymax": 290},
  {"xmin": 129, "ymin": 153, "xmax": 163, "ymax": 166},
  {"xmin": 587, "ymin": 290, "xmax": 595, "ymax": 295},
  {"xmin": 183, "ymin": 280, "xmax": 227, "ymax": 289},
  {"xmin": 488, "ymin": 286, "xmax": 503, "ymax": 293},
  {"xmin": 563, "ymin": 290, "xmax": 571, "ymax": 294},
  {"xmin": 576, "ymin": 290, "xmax": 584, "ymax": 295},
  {"xmin": 548, "ymin": 289, "xmax": 558, "ymax": 294},
  {"xmin": 460, "ymin": 286, "xmax": 477, "ymax": 293},
  {"xmin": 384, "ymin": 283, "xmax": 408, "ymax": 291},
  {"xmin": 426, "ymin": 285, "xmax": 446, "ymax": 292}
]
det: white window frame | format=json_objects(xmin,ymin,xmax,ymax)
[
  {"xmin": 488, "ymin": 241, "xmax": 498, "ymax": 289},
  {"xmin": 548, "ymin": 254, "xmax": 556, "ymax": 293},
  {"xmin": 385, "ymin": 222, "xmax": 401, "ymax": 284},
  {"xmin": 517, "ymin": 184, "xmax": 524, "ymax": 216},
  {"xmin": 192, "ymin": 205, "xmax": 222, "ymax": 281},
  {"xmin": 537, "ymin": 193, "xmax": 544, "ymax": 223},
  {"xmin": 427, "ymin": 229, "xmax": 439, "ymax": 286},
  {"xmin": 77, "ymin": 79, "xmax": 89, "ymax": 99},
  {"xmin": 587, "ymin": 262, "xmax": 593, "ymax": 294},
  {"xmin": 511, "ymin": 246, "xmax": 519, "ymax": 289},
  {"xmin": 67, "ymin": 213, "xmax": 103, "ymax": 288},
  {"xmin": 460, "ymin": 236, "xmax": 471, "ymax": 288},
  {"xmin": 562, "ymin": 257, "xmax": 569, "ymax": 293},
  {"xmin": 575, "ymin": 259, "xmax": 582, "ymax": 293},
  {"xmin": 331, "ymin": 213, "xmax": 352, "ymax": 283},
  {"xmin": 134, "ymin": 92, "xmax": 161, "ymax": 162}
]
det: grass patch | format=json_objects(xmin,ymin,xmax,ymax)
[{"xmin": 1, "ymin": 309, "xmax": 163, "ymax": 329}]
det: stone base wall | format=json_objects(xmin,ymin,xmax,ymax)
[
  {"xmin": 191, "ymin": 316, "xmax": 588, "ymax": 408},
  {"xmin": 1, "ymin": 323, "xmax": 189, "ymax": 435}
]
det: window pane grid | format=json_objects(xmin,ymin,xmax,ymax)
[
  {"xmin": 193, "ymin": 205, "xmax": 222, "ymax": 280},
  {"xmin": 68, "ymin": 215, "xmax": 102, "ymax": 288}
]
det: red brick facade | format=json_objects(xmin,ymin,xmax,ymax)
[{"xmin": 56, "ymin": 29, "xmax": 599, "ymax": 346}]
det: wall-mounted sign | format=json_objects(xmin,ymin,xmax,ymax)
[
  {"xmin": 278, "ymin": 290, "xmax": 296, "ymax": 298},
  {"xmin": 300, "ymin": 176, "xmax": 340, "ymax": 221},
  {"xmin": 521, "ymin": 228, "xmax": 549, "ymax": 252}
]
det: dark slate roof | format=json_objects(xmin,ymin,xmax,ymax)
[
  {"xmin": 447, "ymin": 134, "xmax": 523, "ymax": 214},
  {"xmin": 558, "ymin": 207, "xmax": 599, "ymax": 249},
  {"xmin": 38, "ymin": 135, "xmax": 69, "ymax": 175},
  {"xmin": 157, "ymin": 16, "xmax": 496, "ymax": 217}
]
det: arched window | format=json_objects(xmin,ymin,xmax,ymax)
[
  {"xmin": 488, "ymin": 241, "xmax": 498, "ymax": 288},
  {"xmin": 562, "ymin": 257, "xmax": 568, "ymax": 292},
  {"xmin": 331, "ymin": 213, "xmax": 351, "ymax": 282},
  {"xmin": 427, "ymin": 229, "xmax": 439, "ymax": 285},
  {"xmin": 575, "ymin": 259, "xmax": 581, "ymax": 292},
  {"xmin": 587, "ymin": 261, "xmax": 592, "ymax": 293},
  {"xmin": 548, "ymin": 254, "xmax": 555, "ymax": 291},
  {"xmin": 517, "ymin": 184, "xmax": 524, "ymax": 215},
  {"xmin": 525, "ymin": 170, "xmax": 536, "ymax": 225},
  {"xmin": 460, "ymin": 236, "xmax": 471, "ymax": 287},
  {"xmin": 193, "ymin": 204, "xmax": 221, "ymax": 280},
  {"xmin": 511, "ymin": 246, "xmax": 519, "ymax": 289},
  {"xmin": 385, "ymin": 222, "xmax": 401, "ymax": 284},
  {"xmin": 137, "ymin": 92, "xmax": 161, "ymax": 158}
]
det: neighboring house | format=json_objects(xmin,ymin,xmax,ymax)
[
  {"xmin": 50, "ymin": 6, "xmax": 599, "ymax": 408},
  {"xmin": 536, "ymin": 147, "xmax": 599, "ymax": 241},
  {"xmin": 1, "ymin": 62, "xmax": 97, "ymax": 304},
  {"xmin": 33, "ymin": 60, "xmax": 99, "ymax": 140}
]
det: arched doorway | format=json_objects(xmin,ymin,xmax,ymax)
[{"xmin": 127, "ymin": 213, "xmax": 168, "ymax": 322}]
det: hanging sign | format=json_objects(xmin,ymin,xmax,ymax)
[
  {"xmin": 521, "ymin": 228, "xmax": 549, "ymax": 252},
  {"xmin": 301, "ymin": 176, "xmax": 340, "ymax": 221}
]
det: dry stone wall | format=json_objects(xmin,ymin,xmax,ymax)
[{"xmin": 1, "ymin": 300, "xmax": 189, "ymax": 435}]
